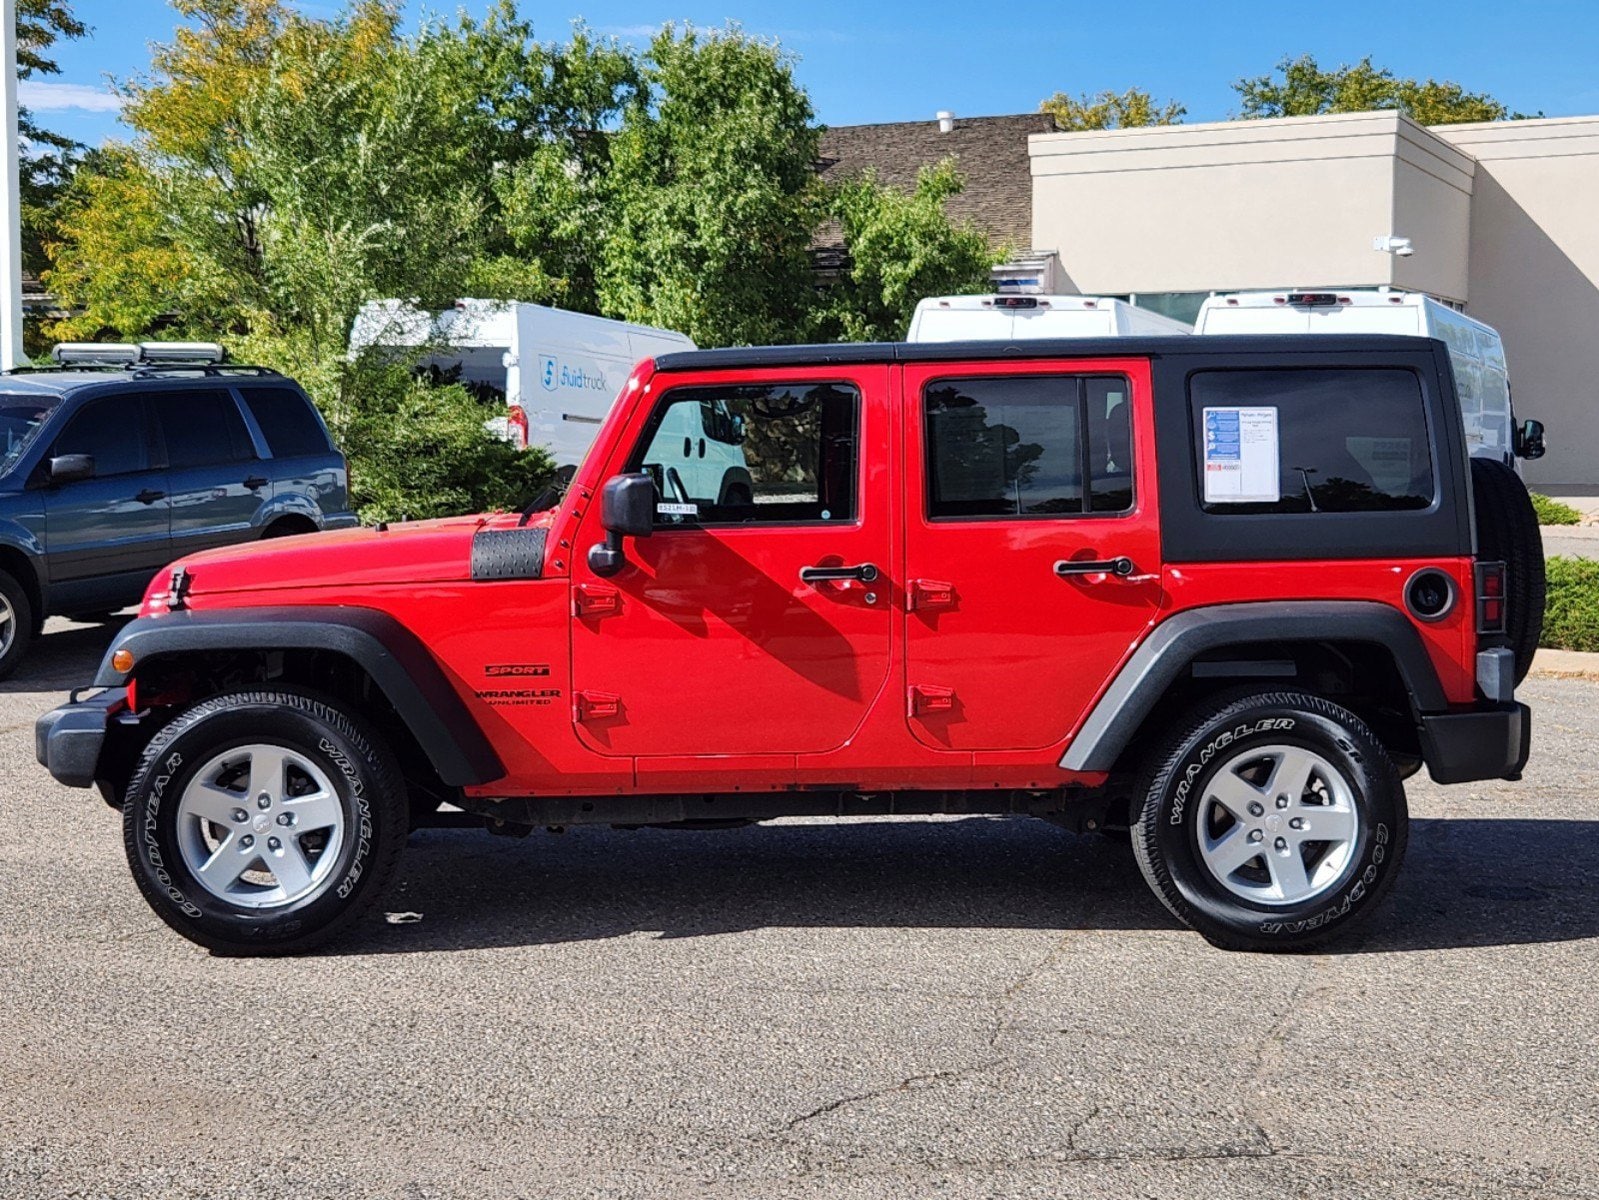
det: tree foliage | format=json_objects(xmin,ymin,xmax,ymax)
[
  {"xmin": 819, "ymin": 160, "xmax": 995, "ymax": 343},
  {"xmin": 43, "ymin": 2, "xmax": 996, "ymax": 518},
  {"xmin": 18, "ymin": 0, "xmax": 90, "ymax": 280},
  {"xmin": 1234, "ymin": 54, "xmax": 1517, "ymax": 125},
  {"xmin": 1040, "ymin": 87, "xmax": 1185, "ymax": 131}
]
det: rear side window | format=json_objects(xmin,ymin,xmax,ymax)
[
  {"xmin": 924, "ymin": 375, "xmax": 1133, "ymax": 519},
  {"xmin": 153, "ymin": 390, "xmax": 254, "ymax": 468},
  {"xmin": 54, "ymin": 397, "xmax": 149, "ymax": 477},
  {"xmin": 1190, "ymin": 369, "xmax": 1434, "ymax": 515},
  {"xmin": 240, "ymin": 387, "xmax": 331, "ymax": 458}
]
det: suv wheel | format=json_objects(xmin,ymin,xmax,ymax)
[
  {"xmin": 122, "ymin": 688, "xmax": 407, "ymax": 954},
  {"xmin": 1132, "ymin": 689, "xmax": 1407, "ymax": 952},
  {"xmin": 0, "ymin": 569, "xmax": 35, "ymax": 680}
]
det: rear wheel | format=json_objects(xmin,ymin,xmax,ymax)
[
  {"xmin": 1471, "ymin": 457, "xmax": 1544, "ymax": 683},
  {"xmin": 0, "ymin": 569, "xmax": 35, "ymax": 680},
  {"xmin": 1132, "ymin": 689, "xmax": 1407, "ymax": 952},
  {"xmin": 122, "ymin": 688, "xmax": 407, "ymax": 954}
]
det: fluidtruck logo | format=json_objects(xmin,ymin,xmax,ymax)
[{"xmin": 539, "ymin": 354, "xmax": 608, "ymax": 394}]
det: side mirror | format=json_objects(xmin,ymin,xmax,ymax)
[
  {"xmin": 1515, "ymin": 418, "xmax": 1546, "ymax": 461},
  {"xmin": 587, "ymin": 472, "xmax": 655, "ymax": 577},
  {"xmin": 48, "ymin": 454, "xmax": 94, "ymax": 484}
]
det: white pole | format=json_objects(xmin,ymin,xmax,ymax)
[{"xmin": 0, "ymin": 0, "xmax": 25, "ymax": 370}]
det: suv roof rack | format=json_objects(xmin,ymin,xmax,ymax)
[{"xmin": 50, "ymin": 340, "xmax": 228, "ymax": 367}]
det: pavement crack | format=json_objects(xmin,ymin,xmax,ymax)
[
  {"xmin": 778, "ymin": 1059, "xmax": 1002, "ymax": 1133},
  {"xmin": 988, "ymin": 933, "xmax": 1073, "ymax": 1050}
]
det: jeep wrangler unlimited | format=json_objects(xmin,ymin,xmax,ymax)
[{"xmin": 38, "ymin": 335, "xmax": 1534, "ymax": 954}]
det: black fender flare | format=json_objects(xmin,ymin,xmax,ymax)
[
  {"xmin": 93, "ymin": 606, "xmax": 504, "ymax": 787},
  {"xmin": 1061, "ymin": 601, "xmax": 1449, "ymax": 772}
]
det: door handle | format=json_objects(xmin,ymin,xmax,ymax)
[
  {"xmin": 800, "ymin": 562, "xmax": 879, "ymax": 584},
  {"xmin": 243, "ymin": 475, "xmax": 268, "ymax": 489},
  {"xmin": 135, "ymin": 488, "xmax": 166, "ymax": 504},
  {"xmin": 1054, "ymin": 557, "xmax": 1134, "ymax": 578}
]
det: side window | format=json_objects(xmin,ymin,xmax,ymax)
[
  {"xmin": 1189, "ymin": 369, "xmax": 1435, "ymax": 514},
  {"xmin": 240, "ymin": 387, "xmax": 332, "ymax": 458},
  {"xmin": 53, "ymin": 398, "xmax": 150, "ymax": 478},
  {"xmin": 153, "ymin": 390, "xmax": 254, "ymax": 469},
  {"xmin": 924, "ymin": 375, "xmax": 1133, "ymax": 519},
  {"xmin": 631, "ymin": 382, "xmax": 859, "ymax": 526}
]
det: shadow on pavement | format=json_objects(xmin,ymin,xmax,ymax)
[
  {"xmin": 0, "ymin": 621, "xmax": 121, "ymax": 695},
  {"xmin": 333, "ymin": 815, "xmax": 1599, "ymax": 957}
]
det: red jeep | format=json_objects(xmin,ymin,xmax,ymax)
[{"xmin": 38, "ymin": 335, "xmax": 1537, "ymax": 954}]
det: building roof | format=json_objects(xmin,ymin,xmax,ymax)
[{"xmin": 817, "ymin": 112, "xmax": 1058, "ymax": 251}]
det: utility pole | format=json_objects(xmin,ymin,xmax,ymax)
[{"xmin": 0, "ymin": 0, "xmax": 25, "ymax": 370}]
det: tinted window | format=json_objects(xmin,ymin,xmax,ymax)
[
  {"xmin": 925, "ymin": 375, "xmax": 1133, "ymax": 519},
  {"xmin": 54, "ymin": 398, "xmax": 149, "ymax": 477},
  {"xmin": 0, "ymin": 393, "xmax": 59, "ymax": 474},
  {"xmin": 241, "ymin": 387, "xmax": 330, "ymax": 458},
  {"xmin": 1190, "ymin": 369, "xmax": 1434, "ymax": 515},
  {"xmin": 154, "ymin": 390, "xmax": 253, "ymax": 468},
  {"xmin": 632, "ymin": 382, "xmax": 859, "ymax": 526}
]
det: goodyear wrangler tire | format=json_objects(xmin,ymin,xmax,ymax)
[
  {"xmin": 122, "ymin": 688, "xmax": 407, "ymax": 955},
  {"xmin": 1132, "ymin": 689, "xmax": 1407, "ymax": 952},
  {"xmin": 1470, "ymin": 457, "xmax": 1544, "ymax": 684}
]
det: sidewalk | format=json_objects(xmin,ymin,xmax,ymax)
[
  {"xmin": 1541, "ymin": 523, "xmax": 1599, "ymax": 561},
  {"xmin": 1531, "ymin": 647, "xmax": 1599, "ymax": 680}
]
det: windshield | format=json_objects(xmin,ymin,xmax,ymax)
[{"xmin": 0, "ymin": 393, "xmax": 59, "ymax": 475}]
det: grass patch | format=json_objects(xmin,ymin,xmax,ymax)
[
  {"xmin": 1531, "ymin": 493, "xmax": 1583, "ymax": 525},
  {"xmin": 1542, "ymin": 555, "xmax": 1599, "ymax": 651}
]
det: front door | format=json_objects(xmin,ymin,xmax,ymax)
[
  {"xmin": 902, "ymin": 359, "xmax": 1163, "ymax": 752},
  {"xmin": 42, "ymin": 395, "xmax": 172, "ymax": 607},
  {"xmin": 570, "ymin": 367, "xmax": 892, "ymax": 759}
]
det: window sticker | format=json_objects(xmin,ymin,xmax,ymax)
[
  {"xmin": 656, "ymin": 502, "xmax": 698, "ymax": 517},
  {"xmin": 1203, "ymin": 407, "xmax": 1279, "ymax": 503}
]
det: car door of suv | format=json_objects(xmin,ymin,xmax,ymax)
[
  {"xmin": 41, "ymin": 394, "xmax": 171, "ymax": 605},
  {"xmin": 569, "ymin": 366, "xmax": 893, "ymax": 764},
  {"xmin": 153, "ymin": 388, "xmax": 271, "ymax": 558},
  {"xmin": 902, "ymin": 358, "xmax": 1163, "ymax": 753}
]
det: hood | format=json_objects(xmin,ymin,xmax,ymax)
[{"xmin": 143, "ymin": 510, "xmax": 557, "ymax": 606}]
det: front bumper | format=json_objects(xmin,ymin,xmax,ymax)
[
  {"xmin": 1419, "ymin": 702, "xmax": 1531, "ymax": 785},
  {"xmin": 36, "ymin": 688, "xmax": 128, "ymax": 788}
]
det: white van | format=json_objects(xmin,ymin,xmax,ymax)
[
  {"xmin": 350, "ymin": 299, "xmax": 695, "ymax": 473},
  {"xmin": 907, "ymin": 294, "xmax": 1193, "ymax": 342},
  {"xmin": 1193, "ymin": 290, "xmax": 1535, "ymax": 466}
]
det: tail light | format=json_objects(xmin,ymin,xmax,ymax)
[{"xmin": 1474, "ymin": 561, "xmax": 1507, "ymax": 635}]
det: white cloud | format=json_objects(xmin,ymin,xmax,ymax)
[{"xmin": 17, "ymin": 81, "xmax": 122, "ymax": 114}]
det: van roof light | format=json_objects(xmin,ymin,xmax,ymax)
[{"xmin": 1285, "ymin": 292, "xmax": 1340, "ymax": 307}]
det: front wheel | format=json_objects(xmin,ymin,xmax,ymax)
[
  {"xmin": 122, "ymin": 688, "xmax": 407, "ymax": 954},
  {"xmin": 1132, "ymin": 689, "xmax": 1407, "ymax": 952}
]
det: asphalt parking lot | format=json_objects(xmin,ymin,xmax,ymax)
[{"xmin": 2, "ymin": 619, "xmax": 1597, "ymax": 1199}]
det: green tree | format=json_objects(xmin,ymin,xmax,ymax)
[
  {"xmin": 1040, "ymin": 87, "xmax": 1184, "ymax": 131},
  {"xmin": 597, "ymin": 24, "xmax": 821, "ymax": 347},
  {"xmin": 1235, "ymin": 54, "xmax": 1517, "ymax": 125},
  {"xmin": 817, "ymin": 160, "xmax": 996, "ymax": 343}
]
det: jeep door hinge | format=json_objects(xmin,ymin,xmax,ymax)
[
  {"xmin": 574, "ymin": 690, "xmax": 621, "ymax": 721},
  {"xmin": 908, "ymin": 683, "xmax": 955, "ymax": 717},
  {"xmin": 573, "ymin": 583, "xmax": 621, "ymax": 618},
  {"xmin": 907, "ymin": 578, "xmax": 954, "ymax": 611}
]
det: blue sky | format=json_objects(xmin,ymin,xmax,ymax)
[{"xmin": 22, "ymin": 0, "xmax": 1599, "ymax": 147}]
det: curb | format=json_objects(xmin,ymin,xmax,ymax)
[{"xmin": 1530, "ymin": 648, "xmax": 1599, "ymax": 681}]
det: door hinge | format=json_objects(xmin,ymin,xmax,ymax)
[
  {"xmin": 908, "ymin": 578, "xmax": 955, "ymax": 610},
  {"xmin": 573, "ymin": 582, "xmax": 621, "ymax": 618},
  {"xmin": 574, "ymin": 690, "xmax": 621, "ymax": 721},
  {"xmin": 908, "ymin": 683, "xmax": 955, "ymax": 717}
]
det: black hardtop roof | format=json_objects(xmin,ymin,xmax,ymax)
[{"xmin": 653, "ymin": 333, "xmax": 1443, "ymax": 373}]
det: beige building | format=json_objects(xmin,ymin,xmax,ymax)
[{"xmin": 1028, "ymin": 111, "xmax": 1599, "ymax": 488}]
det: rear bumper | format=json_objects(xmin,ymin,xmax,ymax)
[
  {"xmin": 36, "ymin": 688, "xmax": 127, "ymax": 788},
  {"xmin": 1420, "ymin": 702, "xmax": 1531, "ymax": 785}
]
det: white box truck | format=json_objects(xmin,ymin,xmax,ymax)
[
  {"xmin": 907, "ymin": 294, "xmax": 1193, "ymax": 341},
  {"xmin": 350, "ymin": 299, "xmax": 694, "ymax": 474},
  {"xmin": 1193, "ymin": 290, "xmax": 1543, "ymax": 467}
]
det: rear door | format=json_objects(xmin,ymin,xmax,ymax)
[
  {"xmin": 902, "ymin": 358, "xmax": 1163, "ymax": 751},
  {"xmin": 154, "ymin": 388, "xmax": 271, "ymax": 557},
  {"xmin": 569, "ymin": 366, "xmax": 892, "ymax": 759},
  {"xmin": 41, "ymin": 394, "xmax": 171, "ymax": 597}
]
